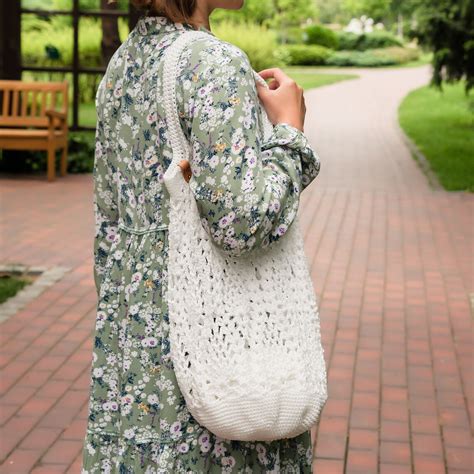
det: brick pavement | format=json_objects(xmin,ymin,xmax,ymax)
[{"xmin": 0, "ymin": 64, "xmax": 473, "ymax": 473}]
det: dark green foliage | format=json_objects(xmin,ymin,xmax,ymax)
[
  {"xmin": 0, "ymin": 275, "xmax": 29, "ymax": 304},
  {"xmin": 278, "ymin": 45, "xmax": 332, "ymax": 66},
  {"xmin": 0, "ymin": 131, "xmax": 96, "ymax": 175},
  {"xmin": 305, "ymin": 24, "xmax": 340, "ymax": 49},
  {"xmin": 414, "ymin": 0, "xmax": 473, "ymax": 92},
  {"xmin": 336, "ymin": 31, "xmax": 403, "ymax": 50},
  {"xmin": 336, "ymin": 32, "xmax": 366, "ymax": 50},
  {"xmin": 67, "ymin": 132, "xmax": 96, "ymax": 172}
]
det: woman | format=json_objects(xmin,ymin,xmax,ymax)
[{"xmin": 82, "ymin": 0, "xmax": 322, "ymax": 472}]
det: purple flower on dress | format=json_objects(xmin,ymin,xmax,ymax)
[
  {"xmin": 177, "ymin": 442, "xmax": 189, "ymax": 453},
  {"xmin": 170, "ymin": 421, "xmax": 181, "ymax": 434},
  {"xmin": 276, "ymin": 223, "xmax": 287, "ymax": 236}
]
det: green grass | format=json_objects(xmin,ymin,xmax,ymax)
[
  {"xmin": 77, "ymin": 102, "xmax": 97, "ymax": 128},
  {"xmin": 0, "ymin": 275, "xmax": 29, "ymax": 304},
  {"xmin": 283, "ymin": 67, "xmax": 359, "ymax": 90},
  {"xmin": 399, "ymin": 81, "xmax": 474, "ymax": 192}
]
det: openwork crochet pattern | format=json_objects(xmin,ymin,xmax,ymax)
[{"xmin": 162, "ymin": 30, "xmax": 328, "ymax": 441}]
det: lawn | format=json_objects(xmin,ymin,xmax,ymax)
[
  {"xmin": 284, "ymin": 67, "xmax": 358, "ymax": 90},
  {"xmin": 399, "ymin": 81, "xmax": 474, "ymax": 192},
  {"xmin": 0, "ymin": 275, "xmax": 29, "ymax": 304}
]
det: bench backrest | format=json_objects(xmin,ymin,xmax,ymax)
[{"xmin": 0, "ymin": 80, "xmax": 68, "ymax": 128}]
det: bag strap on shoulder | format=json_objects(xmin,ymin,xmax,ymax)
[
  {"xmin": 162, "ymin": 30, "xmax": 272, "ymax": 168},
  {"xmin": 162, "ymin": 30, "xmax": 211, "ymax": 167}
]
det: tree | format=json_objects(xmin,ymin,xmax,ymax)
[
  {"xmin": 342, "ymin": 0, "xmax": 392, "ymax": 22},
  {"xmin": 211, "ymin": 0, "xmax": 318, "ymax": 44},
  {"xmin": 270, "ymin": 0, "xmax": 319, "ymax": 43},
  {"xmin": 211, "ymin": 0, "xmax": 274, "ymax": 24},
  {"xmin": 415, "ymin": 0, "xmax": 473, "ymax": 92},
  {"xmin": 100, "ymin": 0, "xmax": 122, "ymax": 67}
]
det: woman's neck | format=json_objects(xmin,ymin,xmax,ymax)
[{"xmin": 189, "ymin": 3, "xmax": 212, "ymax": 31}]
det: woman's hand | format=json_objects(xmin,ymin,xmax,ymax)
[
  {"xmin": 255, "ymin": 68, "xmax": 306, "ymax": 132},
  {"xmin": 179, "ymin": 159, "xmax": 192, "ymax": 183}
]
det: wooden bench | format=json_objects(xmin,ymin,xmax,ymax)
[{"xmin": 0, "ymin": 80, "xmax": 69, "ymax": 181}]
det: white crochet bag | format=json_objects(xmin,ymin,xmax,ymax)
[{"xmin": 162, "ymin": 30, "xmax": 328, "ymax": 442}]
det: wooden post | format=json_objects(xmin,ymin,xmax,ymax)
[
  {"xmin": 72, "ymin": 0, "xmax": 79, "ymax": 130},
  {"xmin": 0, "ymin": 0, "xmax": 21, "ymax": 80}
]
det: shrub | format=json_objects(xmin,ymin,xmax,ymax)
[
  {"xmin": 0, "ymin": 132, "xmax": 96, "ymax": 174},
  {"xmin": 212, "ymin": 21, "xmax": 281, "ymax": 70},
  {"xmin": 277, "ymin": 45, "xmax": 332, "ymax": 66},
  {"xmin": 305, "ymin": 24, "xmax": 339, "ymax": 50},
  {"xmin": 67, "ymin": 132, "xmax": 96, "ymax": 172},
  {"xmin": 336, "ymin": 32, "xmax": 365, "ymax": 51},
  {"xmin": 371, "ymin": 46, "xmax": 420, "ymax": 64},
  {"xmin": 279, "ymin": 26, "xmax": 306, "ymax": 45},
  {"xmin": 336, "ymin": 31, "xmax": 403, "ymax": 51},
  {"xmin": 327, "ymin": 46, "xmax": 419, "ymax": 67},
  {"xmin": 362, "ymin": 32, "xmax": 403, "ymax": 49},
  {"xmin": 326, "ymin": 50, "xmax": 396, "ymax": 67}
]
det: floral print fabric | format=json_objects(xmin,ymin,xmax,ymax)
[{"xmin": 82, "ymin": 14, "xmax": 321, "ymax": 474}]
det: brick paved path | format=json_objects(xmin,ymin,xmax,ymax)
[{"xmin": 1, "ymin": 65, "xmax": 472, "ymax": 473}]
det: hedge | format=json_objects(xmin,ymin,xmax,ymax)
[
  {"xmin": 336, "ymin": 31, "xmax": 403, "ymax": 51},
  {"xmin": 305, "ymin": 24, "xmax": 339, "ymax": 50},
  {"xmin": 276, "ymin": 44, "xmax": 332, "ymax": 66},
  {"xmin": 327, "ymin": 46, "xmax": 419, "ymax": 67}
]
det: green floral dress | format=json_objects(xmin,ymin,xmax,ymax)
[{"xmin": 82, "ymin": 14, "xmax": 322, "ymax": 474}]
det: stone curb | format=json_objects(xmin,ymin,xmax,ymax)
[
  {"xmin": 0, "ymin": 264, "xmax": 71, "ymax": 323},
  {"xmin": 395, "ymin": 122, "xmax": 443, "ymax": 191}
]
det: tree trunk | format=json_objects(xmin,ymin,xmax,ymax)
[
  {"xmin": 397, "ymin": 13, "xmax": 404, "ymax": 39},
  {"xmin": 100, "ymin": 0, "xmax": 122, "ymax": 67}
]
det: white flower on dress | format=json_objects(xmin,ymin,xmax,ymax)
[
  {"xmin": 131, "ymin": 272, "xmax": 143, "ymax": 283},
  {"xmin": 212, "ymin": 442, "xmax": 226, "ymax": 457},
  {"xmin": 209, "ymin": 154, "xmax": 219, "ymax": 169},
  {"xmin": 123, "ymin": 428, "xmax": 135, "ymax": 440},
  {"xmin": 147, "ymin": 394, "xmax": 159, "ymax": 405},
  {"xmin": 93, "ymin": 367, "xmax": 103, "ymax": 378},
  {"xmin": 231, "ymin": 128, "xmax": 245, "ymax": 155}
]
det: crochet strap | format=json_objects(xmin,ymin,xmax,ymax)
[
  {"xmin": 162, "ymin": 30, "xmax": 211, "ymax": 166},
  {"xmin": 162, "ymin": 30, "xmax": 271, "ymax": 167}
]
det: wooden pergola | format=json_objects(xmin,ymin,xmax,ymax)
[{"xmin": 0, "ymin": 0, "xmax": 140, "ymax": 131}]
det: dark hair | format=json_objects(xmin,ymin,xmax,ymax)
[{"xmin": 132, "ymin": 0, "xmax": 198, "ymax": 26}]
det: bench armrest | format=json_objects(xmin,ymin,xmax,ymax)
[
  {"xmin": 46, "ymin": 109, "xmax": 68, "ymax": 133},
  {"xmin": 45, "ymin": 109, "xmax": 67, "ymax": 121}
]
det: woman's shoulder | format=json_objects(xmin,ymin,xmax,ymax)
[{"xmin": 179, "ymin": 32, "xmax": 253, "ymax": 77}]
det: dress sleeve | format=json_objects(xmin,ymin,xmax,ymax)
[
  {"xmin": 174, "ymin": 37, "xmax": 321, "ymax": 257},
  {"xmin": 92, "ymin": 78, "xmax": 119, "ymax": 295}
]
